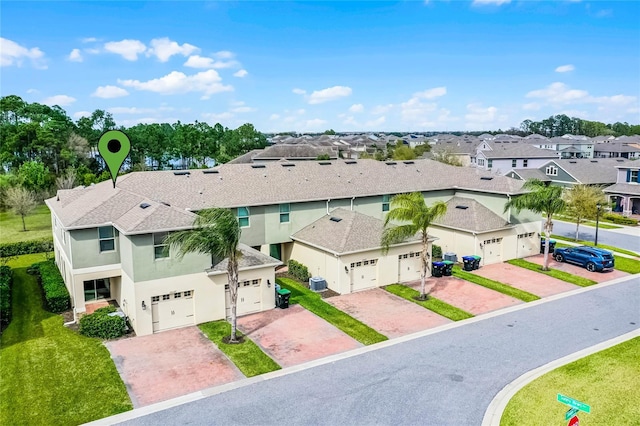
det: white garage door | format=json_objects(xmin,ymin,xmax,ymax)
[
  {"xmin": 151, "ymin": 290, "xmax": 194, "ymax": 333},
  {"xmin": 225, "ymin": 278, "xmax": 262, "ymax": 318},
  {"xmin": 482, "ymin": 237, "xmax": 503, "ymax": 265},
  {"xmin": 349, "ymin": 258, "xmax": 378, "ymax": 293},
  {"xmin": 398, "ymin": 251, "xmax": 422, "ymax": 282}
]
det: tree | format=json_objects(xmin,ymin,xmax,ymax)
[
  {"xmin": 431, "ymin": 148, "xmax": 463, "ymax": 166},
  {"xmin": 564, "ymin": 185, "xmax": 606, "ymax": 241},
  {"xmin": 18, "ymin": 161, "xmax": 50, "ymax": 193},
  {"xmin": 164, "ymin": 208, "xmax": 243, "ymax": 342},
  {"xmin": 323, "ymin": 129, "xmax": 336, "ymax": 135},
  {"xmin": 504, "ymin": 179, "xmax": 566, "ymax": 270},
  {"xmin": 56, "ymin": 167, "xmax": 77, "ymax": 190},
  {"xmin": 6, "ymin": 186, "xmax": 37, "ymax": 231},
  {"xmin": 382, "ymin": 193, "xmax": 447, "ymax": 300}
]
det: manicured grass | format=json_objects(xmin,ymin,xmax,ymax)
[
  {"xmin": 199, "ymin": 320, "xmax": 281, "ymax": 377},
  {"xmin": 384, "ymin": 284, "xmax": 474, "ymax": 321},
  {"xmin": 507, "ymin": 259, "xmax": 597, "ymax": 287},
  {"xmin": 613, "ymin": 256, "xmax": 640, "ymax": 274},
  {"xmin": 0, "ymin": 263, "xmax": 132, "ymax": 425},
  {"xmin": 2, "ymin": 252, "xmax": 52, "ymax": 268},
  {"xmin": 0, "ymin": 204, "xmax": 52, "ymax": 244},
  {"xmin": 452, "ymin": 266, "xmax": 540, "ymax": 302},
  {"xmin": 551, "ymin": 234, "xmax": 640, "ymax": 257},
  {"xmin": 554, "ymin": 215, "xmax": 623, "ymax": 229},
  {"xmin": 276, "ymin": 277, "xmax": 388, "ymax": 345},
  {"xmin": 501, "ymin": 337, "xmax": 640, "ymax": 426}
]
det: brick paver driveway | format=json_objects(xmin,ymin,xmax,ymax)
[
  {"xmin": 472, "ymin": 262, "xmax": 578, "ymax": 297},
  {"xmin": 526, "ymin": 254, "xmax": 629, "ymax": 282},
  {"xmin": 237, "ymin": 304, "xmax": 362, "ymax": 368},
  {"xmin": 106, "ymin": 327, "xmax": 244, "ymax": 408},
  {"xmin": 325, "ymin": 288, "xmax": 452, "ymax": 339}
]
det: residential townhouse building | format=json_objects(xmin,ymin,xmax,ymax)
[{"xmin": 472, "ymin": 140, "xmax": 559, "ymax": 175}]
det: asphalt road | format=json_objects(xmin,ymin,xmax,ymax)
[
  {"xmin": 552, "ymin": 221, "xmax": 639, "ymax": 253},
  {"xmin": 119, "ymin": 276, "xmax": 639, "ymax": 426}
]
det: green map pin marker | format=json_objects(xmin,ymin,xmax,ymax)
[{"xmin": 98, "ymin": 130, "xmax": 131, "ymax": 188}]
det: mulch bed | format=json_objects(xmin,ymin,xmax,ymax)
[{"xmin": 276, "ymin": 273, "xmax": 340, "ymax": 299}]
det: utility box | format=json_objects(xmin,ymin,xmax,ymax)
[
  {"xmin": 309, "ymin": 276, "xmax": 327, "ymax": 292},
  {"xmin": 443, "ymin": 252, "xmax": 458, "ymax": 263}
]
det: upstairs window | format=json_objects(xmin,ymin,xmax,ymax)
[
  {"xmin": 629, "ymin": 170, "xmax": 639, "ymax": 183},
  {"xmin": 523, "ymin": 159, "xmax": 528, "ymax": 168},
  {"xmin": 98, "ymin": 226, "xmax": 115, "ymax": 252},
  {"xmin": 382, "ymin": 195, "xmax": 391, "ymax": 212},
  {"xmin": 511, "ymin": 159, "xmax": 517, "ymax": 168},
  {"xmin": 153, "ymin": 232, "xmax": 169, "ymax": 260},
  {"xmin": 487, "ymin": 159, "xmax": 493, "ymax": 169},
  {"xmin": 237, "ymin": 207, "xmax": 250, "ymax": 227},
  {"xmin": 279, "ymin": 204, "xmax": 290, "ymax": 223},
  {"xmin": 545, "ymin": 166, "xmax": 558, "ymax": 176}
]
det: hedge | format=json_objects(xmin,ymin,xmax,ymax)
[
  {"xmin": 0, "ymin": 238, "xmax": 54, "ymax": 258},
  {"xmin": 432, "ymin": 244, "xmax": 442, "ymax": 259},
  {"xmin": 79, "ymin": 306, "xmax": 126, "ymax": 339},
  {"xmin": 602, "ymin": 213, "xmax": 638, "ymax": 226},
  {"xmin": 288, "ymin": 259, "xmax": 311, "ymax": 282},
  {"xmin": 0, "ymin": 266, "xmax": 12, "ymax": 328},
  {"xmin": 35, "ymin": 260, "xmax": 70, "ymax": 313}
]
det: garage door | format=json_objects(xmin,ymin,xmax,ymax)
[
  {"xmin": 349, "ymin": 258, "xmax": 378, "ymax": 293},
  {"xmin": 225, "ymin": 278, "xmax": 262, "ymax": 318},
  {"xmin": 151, "ymin": 290, "xmax": 194, "ymax": 333},
  {"xmin": 482, "ymin": 237, "xmax": 503, "ymax": 265},
  {"xmin": 398, "ymin": 251, "xmax": 422, "ymax": 282}
]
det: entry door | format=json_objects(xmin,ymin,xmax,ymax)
[{"xmin": 151, "ymin": 291, "xmax": 195, "ymax": 333}]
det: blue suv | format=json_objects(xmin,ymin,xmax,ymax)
[{"xmin": 553, "ymin": 246, "xmax": 615, "ymax": 272}]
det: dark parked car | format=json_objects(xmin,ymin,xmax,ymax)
[{"xmin": 553, "ymin": 246, "xmax": 615, "ymax": 272}]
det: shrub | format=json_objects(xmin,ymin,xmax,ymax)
[
  {"xmin": 0, "ymin": 238, "xmax": 54, "ymax": 258},
  {"xmin": 432, "ymin": 244, "xmax": 442, "ymax": 259},
  {"xmin": 288, "ymin": 259, "xmax": 311, "ymax": 282},
  {"xmin": 35, "ymin": 260, "xmax": 70, "ymax": 313},
  {"xmin": 79, "ymin": 307, "xmax": 126, "ymax": 339},
  {"xmin": 0, "ymin": 266, "xmax": 13, "ymax": 328},
  {"xmin": 602, "ymin": 213, "xmax": 638, "ymax": 226}
]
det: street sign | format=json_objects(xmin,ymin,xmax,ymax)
[
  {"xmin": 565, "ymin": 408, "xmax": 579, "ymax": 420},
  {"xmin": 557, "ymin": 394, "xmax": 591, "ymax": 413},
  {"xmin": 568, "ymin": 415, "xmax": 579, "ymax": 426}
]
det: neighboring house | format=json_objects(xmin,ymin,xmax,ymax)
[
  {"xmin": 46, "ymin": 159, "xmax": 539, "ymax": 336},
  {"xmin": 603, "ymin": 162, "xmax": 640, "ymax": 216},
  {"xmin": 506, "ymin": 158, "xmax": 630, "ymax": 187},
  {"xmin": 429, "ymin": 139, "xmax": 480, "ymax": 166},
  {"xmin": 594, "ymin": 140, "xmax": 640, "ymax": 160},
  {"xmin": 473, "ymin": 140, "xmax": 559, "ymax": 175}
]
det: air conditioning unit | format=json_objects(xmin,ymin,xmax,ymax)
[
  {"xmin": 443, "ymin": 252, "xmax": 458, "ymax": 263},
  {"xmin": 309, "ymin": 276, "xmax": 327, "ymax": 292}
]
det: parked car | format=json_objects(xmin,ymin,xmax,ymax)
[{"xmin": 553, "ymin": 246, "xmax": 615, "ymax": 272}]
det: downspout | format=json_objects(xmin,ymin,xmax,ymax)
[
  {"xmin": 473, "ymin": 233, "xmax": 478, "ymax": 256},
  {"xmin": 506, "ymin": 194, "xmax": 512, "ymax": 223},
  {"xmin": 326, "ymin": 199, "xmax": 331, "ymax": 215},
  {"xmin": 350, "ymin": 197, "xmax": 355, "ymax": 211}
]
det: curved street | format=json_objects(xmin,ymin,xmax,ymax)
[{"xmin": 108, "ymin": 275, "xmax": 639, "ymax": 426}]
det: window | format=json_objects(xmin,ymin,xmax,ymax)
[
  {"xmin": 151, "ymin": 296, "xmax": 160, "ymax": 302},
  {"xmin": 478, "ymin": 158, "xmax": 485, "ymax": 166},
  {"xmin": 523, "ymin": 159, "xmax": 528, "ymax": 168},
  {"xmin": 83, "ymin": 278, "xmax": 110, "ymax": 302},
  {"xmin": 545, "ymin": 166, "xmax": 558, "ymax": 176},
  {"xmin": 154, "ymin": 232, "xmax": 169, "ymax": 260},
  {"xmin": 252, "ymin": 279, "xmax": 260, "ymax": 286},
  {"xmin": 184, "ymin": 291, "xmax": 192, "ymax": 297},
  {"xmin": 174, "ymin": 292, "xmax": 182, "ymax": 298},
  {"xmin": 630, "ymin": 170, "xmax": 639, "ymax": 183},
  {"xmin": 487, "ymin": 159, "xmax": 493, "ymax": 169},
  {"xmin": 237, "ymin": 207, "xmax": 250, "ymax": 227},
  {"xmin": 382, "ymin": 194, "xmax": 390, "ymax": 212},
  {"xmin": 98, "ymin": 226, "xmax": 115, "ymax": 252},
  {"xmin": 512, "ymin": 159, "xmax": 517, "ymax": 168},
  {"xmin": 162, "ymin": 294, "xmax": 170, "ymax": 301},
  {"xmin": 279, "ymin": 204, "xmax": 290, "ymax": 223}
]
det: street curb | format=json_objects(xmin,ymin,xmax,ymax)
[{"xmin": 481, "ymin": 329, "xmax": 640, "ymax": 426}]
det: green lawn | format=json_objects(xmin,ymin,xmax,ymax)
[
  {"xmin": 276, "ymin": 277, "xmax": 388, "ymax": 345},
  {"xmin": 452, "ymin": 266, "xmax": 540, "ymax": 302},
  {"xmin": 507, "ymin": 259, "xmax": 598, "ymax": 287},
  {"xmin": 384, "ymin": 284, "xmax": 474, "ymax": 321},
  {"xmin": 199, "ymin": 320, "xmax": 281, "ymax": 377},
  {"xmin": 501, "ymin": 337, "xmax": 640, "ymax": 425},
  {"xmin": 550, "ymin": 234, "xmax": 640, "ymax": 257},
  {"xmin": 613, "ymin": 256, "xmax": 640, "ymax": 274},
  {"xmin": 0, "ymin": 257, "xmax": 132, "ymax": 425},
  {"xmin": 0, "ymin": 204, "xmax": 52, "ymax": 244}
]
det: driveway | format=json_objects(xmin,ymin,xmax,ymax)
[
  {"xmin": 106, "ymin": 327, "xmax": 244, "ymax": 408},
  {"xmin": 237, "ymin": 304, "xmax": 362, "ymax": 368},
  {"xmin": 526, "ymin": 254, "xmax": 629, "ymax": 282},
  {"xmin": 325, "ymin": 288, "xmax": 452, "ymax": 339},
  {"xmin": 472, "ymin": 263, "xmax": 579, "ymax": 297},
  {"xmin": 408, "ymin": 276, "xmax": 523, "ymax": 315}
]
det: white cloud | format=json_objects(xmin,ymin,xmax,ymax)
[
  {"xmin": 269, "ymin": 114, "xmax": 280, "ymax": 120},
  {"xmin": 73, "ymin": 111, "xmax": 92, "ymax": 119},
  {"xmin": 92, "ymin": 85, "xmax": 129, "ymax": 99},
  {"xmin": 120, "ymin": 117, "xmax": 159, "ymax": 126},
  {"xmin": 555, "ymin": 64, "xmax": 575, "ymax": 73},
  {"xmin": 349, "ymin": 103, "xmax": 364, "ymax": 113},
  {"xmin": 68, "ymin": 48, "xmax": 83, "ymax": 62},
  {"xmin": 522, "ymin": 102, "xmax": 541, "ymax": 111},
  {"xmin": 305, "ymin": 118, "xmax": 328, "ymax": 129},
  {"xmin": 0, "ymin": 38, "xmax": 46, "ymax": 68},
  {"xmin": 104, "ymin": 39, "xmax": 147, "ymax": 61},
  {"xmin": 464, "ymin": 103, "xmax": 508, "ymax": 129},
  {"xmin": 42, "ymin": 95, "xmax": 76, "ymax": 107},
  {"xmin": 202, "ymin": 112, "xmax": 234, "ymax": 122},
  {"xmin": 183, "ymin": 55, "xmax": 238, "ymax": 69},
  {"xmin": 413, "ymin": 86, "xmax": 447, "ymax": 99},
  {"xmin": 292, "ymin": 88, "xmax": 306, "ymax": 95},
  {"xmin": 472, "ymin": 0, "xmax": 511, "ymax": 5},
  {"xmin": 372, "ymin": 104, "xmax": 393, "ymax": 115},
  {"xmin": 26, "ymin": 88, "xmax": 39, "ymax": 94},
  {"xmin": 308, "ymin": 86, "xmax": 352, "ymax": 104},
  {"xmin": 231, "ymin": 105, "xmax": 256, "ymax": 113},
  {"xmin": 365, "ymin": 116, "xmax": 386, "ymax": 128},
  {"xmin": 526, "ymin": 82, "xmax": 589, "ymax": 104},
  {"xmin": 81, "ymin": 37, "xmax": 98, "ymax": 43},
  {"xmin": 214, "ymin": 51, "xmax": 235, "ymax": 59},
  {"xmin": 233, "ymin": 69, "xmax": 248, "ymax": 78},
  {"xmin": 118, "ymin": 70, "xmax": 233, "ymax": 98},
  {"xmin": 147, "ymin": 37, "xmax": 199, "ymax": 62}
]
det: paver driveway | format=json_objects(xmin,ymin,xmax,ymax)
[
  {"xmin": 526, "ymin": 254, "xmax": 629, "ymax": 282},
  {"xmin": 106, "ymin": 326, "xmax": 244, "ymax": 408},
  {"xmin": 325, "ymin": 287, "xmax": 452, "ymax": 338},
  {"xmin": 471, "ymin": 262, "xmax": 578, "ymax": 297},
  {"xmin": 237, "ymin": 304, "xmax": 362, "ymax": 368}
]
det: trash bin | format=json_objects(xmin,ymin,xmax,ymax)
[
  {"xmin": 276, "ymin": 288, "xmax": 291, "ymax": 309},
  {"xmin": 442, "ymin": 260, "xmax": 454, "ymax": 276},
  {"xmin": 540, "ymin": 238, "xmax": 556, "ymax": 254},
  {"xmin": 471, "ymin": 255, "xmax": 481, "ymax": 270},
  {"xmin": 432, "ymin": 261, "xmax": 445, "ymax": 277},
  {"xmin": 462, "ymin": 256, "xmax": 475, "ymax": 271}
]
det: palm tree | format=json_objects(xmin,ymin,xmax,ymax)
[
  {"xmin": 382, "ymin": 192, "xmax": 447, "ymax": 300},
  {"xmin": 504, "ymin": 179, "xmax": 566, "ymax": 271},
  {"xmin": 164, "ymin": 208, "xmax": 243, "ymax": 342}
]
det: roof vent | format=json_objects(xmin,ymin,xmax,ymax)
[
  {"xmin": 160, "ymin": 201, "xmax": 171, "ymax": 207},
  {"xmin": 173, "ymin": 171, "xmax": 190, "ymax": 176},
  {"xmin": 616, "ymin": 159, "xmax": 624, "ymax": 162},
  {"xmin": 590, "ymin": 160, "xmax": 598, "ymax": 163},
  {"xmin": 455, "ymin": 205, "xmax": 469, "ymax": 210},
  {"xmin": 385, "ymin": 161, "xmax": 397, "ymax": 165},
  {"xmin": 480, "ymin": 176, "xmax": 493, "ymax": 180},
  {"xmin": 202, "ymin": 169, "xmax": 219, "ymax": 174},
  {"xmin": 319, "ymin": 161, "xmax": 332, "ymax": 165},
  {"xmin": 570, "ymin": 161, "xmax": 577, "ymax": 163},
  {"xmin": 140, "ymin": 203, "xmax": 151, "ymax": 209},
  {"xmin": 251, "ymin": 164, "xmax": 266, "ymax": 168},
  {"xmin": 403, "ymin": 161, "xmax": 415, "ymax": 165},
  {"xmin": 281, "ymin": 163, "xmax": 296, "ymax": 167},
  {"xmin": 345, "ymin": 160, "xmax": 357, "ymax": 164},
  {"xmin": 329, "ymin": 216, "xmax": 342, "ymax": 222}
]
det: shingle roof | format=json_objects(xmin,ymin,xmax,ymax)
[
  {"xmin": 508, "ymin": 169, "xmax": 551, "ymax": 181},
  {"xmin": 480, "ymin": 142, "xmax": 558, "ymax": 159},
  {"xmin": 433, "ymin": 196, "xmax": 513, "ymax": 233},
  {"xmin": 603, "ymin": 183, "xmax": 640, "ymax": 196},
  {"xmin": 291, "ymin": 208, "xmax": 421, "ymax": 254},
  {"xmin": 252, "ymin": 144, "xmax": 337, "ymax": 160},
  {"xmin": 550, "ymin": 158, "xmax": 631, "ymax": 184},
  {"xmin": 207, "ymin": 243, "xmax": 282, "ymax": 273}
]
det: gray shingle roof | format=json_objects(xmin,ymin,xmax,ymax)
[
  {"xmin": 603, "ymin": 183, "xmax": 640, "ymax": 196},
  {"xmin": 480, "ymin": 142, "xmax": 559, "ymax": 159},
  {"xmin": 291, "ymin": 208, "xmax": 421, "ymax": 254},
  {"xmin": 550, "ymin": 158, "xmax": 631, "ymax": 184},
  {"xmin": 253, "ymin": 144, "xmax": 338, "ymax": 160},
  {"xmin": 207, "ymin": 243, "xmax": 282, "ymax": 273},
  {"xmin": 508, "ymin": 169, "xmax": 551, "ymax": 181},
  {"xmin": 433, "ymin": 196, "xmax": 513, "ymax": 233}
]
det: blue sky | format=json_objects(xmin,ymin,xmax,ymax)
[{"xmin": 2, "ymin": 1, "xmax": 639, "ymax": 132}]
